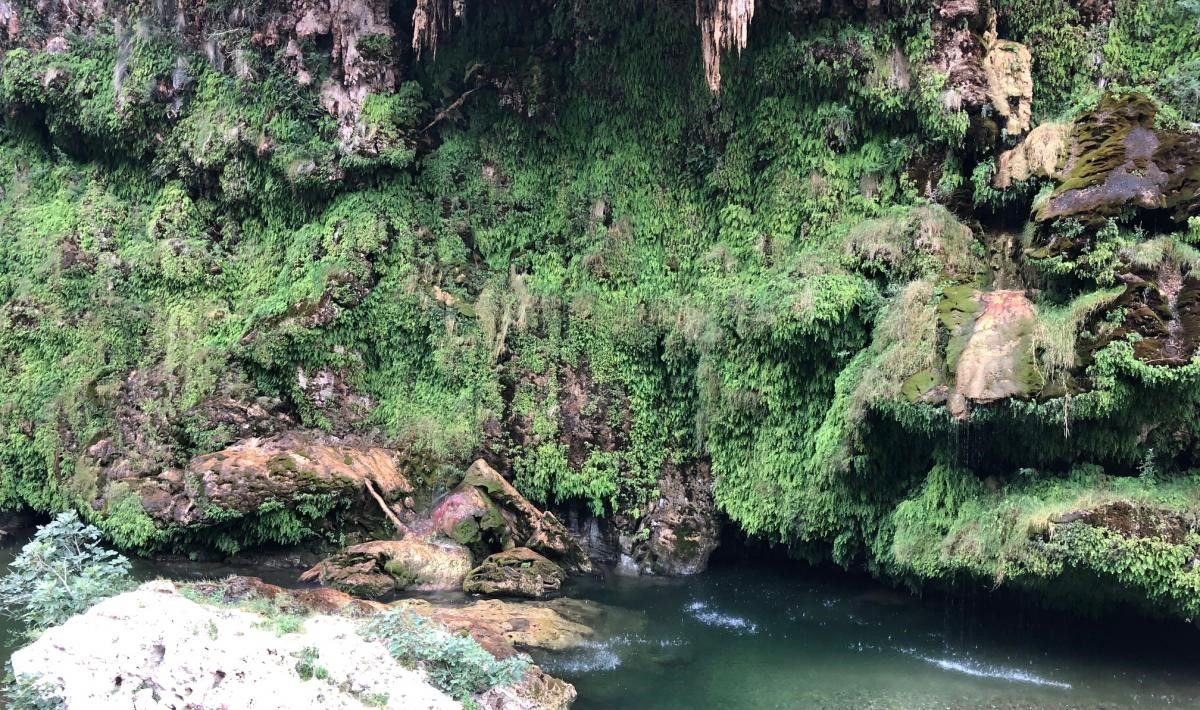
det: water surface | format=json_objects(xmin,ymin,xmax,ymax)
[
  {"xmin": 544, "ymin": 561, "xmax": 1200, "ymax": 709},
  {"xmin": 3, "ymin": 533, "xmax": 1200, "ymax": 709}
]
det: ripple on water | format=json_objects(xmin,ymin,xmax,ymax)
[
  {"xmin": 685, "ymin": 601, "xmax": 759, "ymax": 633},
  {"xmin": 539, "ymin": 634, "xmax": 690, "ymax": 675},
  {"xmin": 908, "ymin": 652, "xmax": 1073, "ymax": 690}
]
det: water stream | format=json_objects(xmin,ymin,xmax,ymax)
[{"xmin": 2, "ymin": 534, "xmax": 1199, "ymax": 708}]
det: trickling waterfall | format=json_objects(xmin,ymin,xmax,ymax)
[{"xmin": 1159, "ymin": 261, "xmax": 1185, "ymax": 361}]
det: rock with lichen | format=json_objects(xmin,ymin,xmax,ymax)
[{"xmin": 463, "ymin": 547, "xmax": 566, "ymax": 599}]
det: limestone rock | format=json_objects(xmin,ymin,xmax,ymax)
[
  {"xmin": 477, "ymin": 667, "xmax": 577, "ymax": 710},
  {"xmin": 946, "ymin": 289, "xmax": 1041, "ymax": 418},
  {"xmin": 459, "ymin": 460, "xmax": 591, "ymax": 574},
  {"xmin": 9, "ymin": 581, "xmax": 457, "ymax": 710},
  {"xmin": 1035, "ymin": 93, "xmax": 1200, "ymax": 224},
  {"xmin": 983, "ymin": 40, "xmax": 1033, "ymax": 135},
  {"xmin": 137, "ymin": 432, "xmax": 413, "ymax": 527},
  {"xmin": 302, "ymin": 537, "xmax": 473, "ymax": 597},
  {"xmin": 994, "ymin": 122, "xmax": 1072, "ymax": 188},
  {"xmin": 397, "ymin": 597, "xmax": 596, "ymax": 656},
  {"xmin": 463, "ymin": 548, "xmax": 565, "ymax": 599}
]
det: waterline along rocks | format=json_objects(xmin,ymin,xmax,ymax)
[{"xmin": 0, "ymin": 0, "xmax": 1198, "ymax": 636}]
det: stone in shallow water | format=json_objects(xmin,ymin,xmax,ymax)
[
  {"xmin": 301, "ymin": 537, "xmax": 473, "ymax": 597},
  {"xmin": 464, "ymin": 547, "xmax": 566, "ymax": 599}
]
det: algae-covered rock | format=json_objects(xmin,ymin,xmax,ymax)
[
  {"xmin": 1035, "ymin": 93, "xmax": 1200, "ymax": 224},
  {"xmin": 459, "ymin": 459, "xmax": 591, "ymax": 573},
  {"xmin": 948, "ymin": 289, "xmax": 1041, "ymax": 418},
  {"xmin": 463, "ymin": 547, "xmax": 566, "ymax": 599},
  {"xmin": 301, "ymin": 537, "xmax": 473, "ymax": 597}
]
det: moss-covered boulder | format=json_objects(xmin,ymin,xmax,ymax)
[
  {"xmin": 458, "ymin": 460, "xmax": 591, "ymax": 574},
  {"xmin": 430, "ymin": 481, "xmax": 511, "ymax": 548},
  {"xmin": 463, "ymin": 548, "xmax": 566, "ymax": 599},
  {"xmin": 300, "ymin": 537, "xmax": 473, "ymax": 597},
  {"xmin": 1035, "ymin": 93, "xmax": 1200, "ymax": 225}
]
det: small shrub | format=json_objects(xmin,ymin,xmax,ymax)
[
  {"xmin": 294, "ymin": 646, "xmax": 329, "ymax": 681},
  {"xmin": 0, "ymin": 512, "xmax": 132, "ymax": 632},
  {"xmin": 2, "ymin": 673, "xmax": 64, "ymax": 710},
  {"xmin": 360, "ymin": 610, "xmax": 528, "ymax": 701}
]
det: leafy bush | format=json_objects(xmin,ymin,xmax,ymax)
[
  {"xmin": 0, "ymin": 512, "xmax": 132, "ymax": 632},
  {"xmin": 360, "ymin": 610, "xmax": 528, "ymax": 701},
  {"xmin": 1, "ymin": 674, "xmax": 64, "ymax": 710}
]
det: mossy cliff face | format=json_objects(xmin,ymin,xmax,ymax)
[{"xmin": 0, "ymin": 0, "xmax": 1199, "ymax": 619}]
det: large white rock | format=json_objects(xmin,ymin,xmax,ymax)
[{"xmin": 10, "ymin": 580, "xmax": 459, "ymax": 710}]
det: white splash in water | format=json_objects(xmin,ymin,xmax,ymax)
[
  {"xmin": 915, "ymin": 654, "xmax": 1072, "ymax": 690},
  {"xmin": 685, "ymin": 601, "xmax": 758, "ymax": 633},
  {"xmin": 539, "ymin": 640, "xmax": 622, "ymax": 674}
]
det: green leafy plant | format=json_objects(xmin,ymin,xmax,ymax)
[
  {"xmin": 361, "ymin": 610, "xmax": 528, "ymax": 701},
  {"xmin": 0, "ymin": 512, "xmax": 132, "ymax": 632}
]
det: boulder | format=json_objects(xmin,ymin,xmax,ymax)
[
  {"xmin": 301, "ymin": 537, "xmax": 473, "ymax": 598},
  {"xmin": 458, "ymin": 460, "xmax": 591, "ymax": 574},
  {"xmin": 463, "ymin": 548, "xmax": 565, "ymax": 599},
  {"xmin": 431, "ymin": 483, "xmax": 511, "ymax": 548}
]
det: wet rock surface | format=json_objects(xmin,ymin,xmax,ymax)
[
  {"xmin": 1035, "ymin": 94, "xmax": 1200, "ymax": 225},
  {"xmin": 300, "ymin": 537, "xmax": 474, "ymax": 597},
  {"xmin": 618, "ymin": 460, "xmax": 721, "ymax": 576},
  {"xmin": 464, "ymin": 548, "xmax": 566, "ymax": 599}
]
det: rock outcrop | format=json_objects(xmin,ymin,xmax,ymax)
[
  {"xmin": 1035, "ymin": 93, "xmax": 1200, "ymax": 224},
  {"xmin": 994, "ymin": 122, "xmax": 1072, "ymax": 188},
  {"xmin": 9, "ymin": 580, "xmax": 458, "ymax": 710},
  {"xmin": 982, "ymin": 39, "xmax": 1033, "ymax": 135},
  {"xmin": 134, "ymin": 432, "xmax": 415, "ymax": 528},
  {"xmin": 616, "ymin": 460, "xmax": 721, "ymax": 576},
  {"xmin": 946, "ymin": 289, "xmax": 1041, "ymax": 418}
]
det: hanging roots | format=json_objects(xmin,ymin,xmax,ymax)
[
  {"xmin": 696, "ymin": 0, "xmax": 755, "ymax": 92},
  {"xmin": 412, "ymin": 0, "xmax": 466, "ymax": 59}
]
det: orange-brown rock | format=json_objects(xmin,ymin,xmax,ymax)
[
  {"xmin": 946, "ymin": 289, "xmax": 1041, "ymax": 419},
  {"xmin": 138, "ymin": 432, "xmax": 412, "ymax": 526},
  {"xmin": 301, "ymin": 537, "xmax": 473, "ymax": 598}
]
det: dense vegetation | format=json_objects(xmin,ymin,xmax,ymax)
[{"xmin": 1, "ymin": 0, "xmax": 1199, "ymax": 618}]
